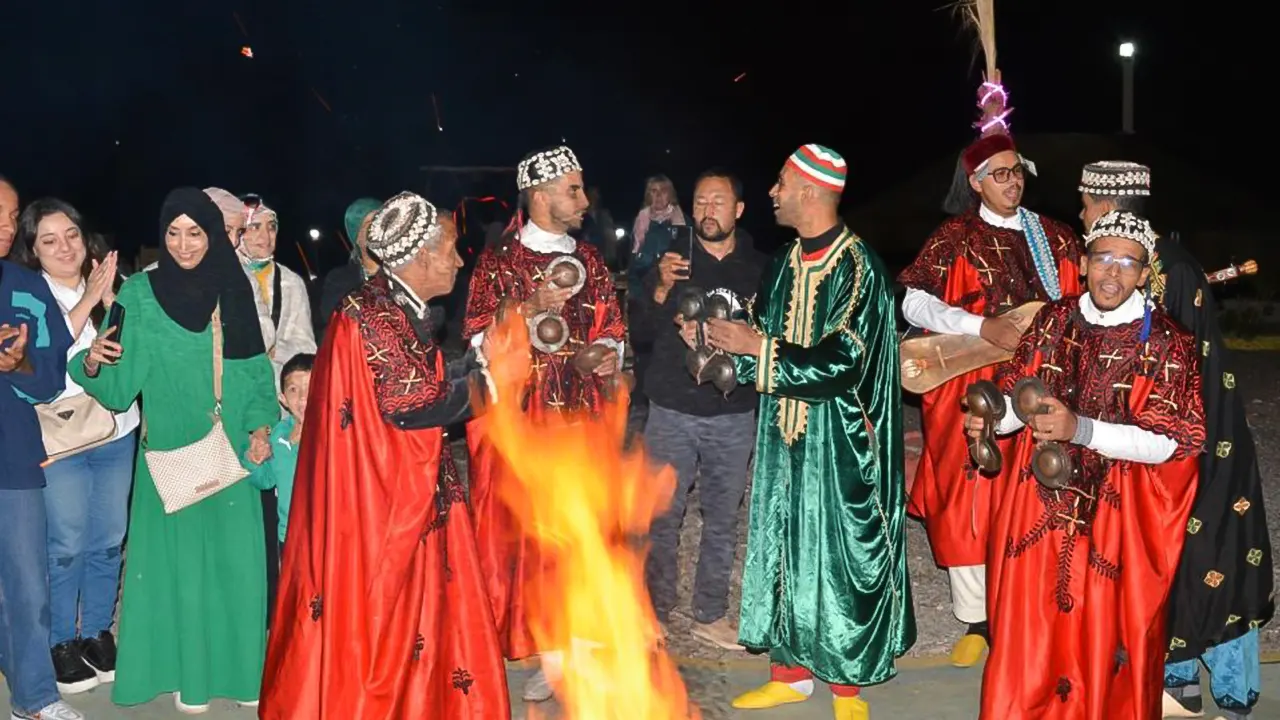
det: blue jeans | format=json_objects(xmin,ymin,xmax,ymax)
[
  {"xmin": 0, "ymin": 487, "xmax": 61, "ymax": 714},
  {"xmin": 1165, "ymin": 629, "xmax": 1262, "ymax": 711},
  {"xmin": 42, "ymin": 432, "xmax": 137, "ymax": 644}
]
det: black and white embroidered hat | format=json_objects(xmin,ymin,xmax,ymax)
[
  {"xmin": 366, "ymin": 192, "xmax": 441, "ymax": 268},
  {"xmin": 1079, "ymin": 160, "xmax": 1151, "ymax": 197},
  {"xmin": 1084, "ymin": 210, "xmax": 1157, "ymax": 256},
  {"xmin": 516, "ymin": 145, "xmax": 583, "ymax": 191}
]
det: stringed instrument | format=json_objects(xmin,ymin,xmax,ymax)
[{"xmin": 899, "ymin": 259, "xmax": 1258, "ymax": 394}]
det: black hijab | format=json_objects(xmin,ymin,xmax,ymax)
[{"xmin": 150, "ymin": 187, "xmax": 267, "ymax": 360}]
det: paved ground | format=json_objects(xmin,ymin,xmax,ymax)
[{"xmin": 8, "ymin": 658, "xmax": 1280, "ymax": 718}]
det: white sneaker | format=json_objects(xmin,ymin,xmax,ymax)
[
  {"xmin": 522, "ymin": 669, "xmax": 554, "ymax": 703},
  {"xmin": 9, "ymin": 700, "xmax": 85, "ymax": 720}
]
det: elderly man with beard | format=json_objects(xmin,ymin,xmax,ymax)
[
  {"xmin": 633, "ymin": 168, "xmax": 766, "ymax": 650},
  {"xmin": 970, "ymin": 211, "xmax": 1205, "ymax": 719},
  {"xmin": 898, "ymin": 129, "xmax": 1085, "ymax": 667},
  {"xmin": 462, "ymin": 144, "xmax": 627, "ymax": 703},
  {"xmin": 260, "ymin": 192, "xmax": 509, "ymax": 719}
]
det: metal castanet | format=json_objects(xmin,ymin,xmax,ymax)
[
  {"xmin": 1011, "ymin": 376, "xmax": 1073, "ymax": 490},
  {"xmin": 676, "ymin": 286, "xmax": 738, "ymax": 394},
  {"xmin": 965, "ymin": 379, "xmax": 1006, "ymax": 474},
  {"xmin": 529, "ymin": 311, "xmax": 570, "ymax": 354},
  {"xmin": 544, "ymin": 255, "xmax": 587, "ymax": 296}
]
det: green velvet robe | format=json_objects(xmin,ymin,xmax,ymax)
[{"xmin": 733, "ymin": 228, "xmax": 915, "ymax": 686}]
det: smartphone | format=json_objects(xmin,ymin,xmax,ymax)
[
  {"xmin": 670, "ymin": 225, "xmax": 694, "ymax": 278},
  {"xmin": 106, "ymin": 303, "xmax": 125, "ymax": 340}
]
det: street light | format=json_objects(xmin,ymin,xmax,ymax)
[
  {"xmin": 308, "ymin": 228, "xmax": 321, "ymax": 241},
  {"xmin": 1119, "ymin": 41, "xmax": 1136, "ymax": 134}
]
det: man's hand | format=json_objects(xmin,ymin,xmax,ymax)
[
  {"xmin": 981, "ymin": 316, "xmax": 1023, "ymax": 352},
  {"xmin": 592, "ymin": 348, "xmax": 619, "ymax": 376},
  {"xmin": 705, "ymin": 318, "xmax": 762, "ymax": 356},
  {"xmin": 674, "ymin": 314, "xmax": 698, "ymax": 349},
  {"xmin": 526, "ymin": 281, "xmax": 575, "ymax": 314},
  {"xmin": 1029, "ymin": 397, "xmax": 1078, "ymax": 442},
  {"xmin": 82, "ymin": 326, "xmax": 122, "ymax": 377},
  {"xmin": 963, "ymin": 412, "xmax": 986, "ymax": 439},
  {"xmin": 247, "ymin": 427, "xmax": 273, "ymax": 465},
  {"xmin": 653, "ymin": 252, "xmax": 690, "ymax": 304},
  {"xmin": 0, "ymin": 324, "xmax": 30, "ymax": 373}
]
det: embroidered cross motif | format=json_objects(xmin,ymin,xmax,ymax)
[
  {"xmin": 1099, "ymin": 351, "xmax": 1125, "ymax": 368},
  {"xmin": 342, "ymin": 296, "xmax": 362, "ymax": 313},
  {"xmin": 931, "ymin": 262, "xmax": 949, "ymax": 278},
  {"xmin": 988, "ymin": 237, "xmax": 1011, "ymax": 260},
  {"xmin": 1247, "ymin": 549, "xmax": 1264, "ymax": 567},
  {"xmin": 366, "ymin": 345, "xmax": 391, "ymax": 364},
  {"xmin": 1161, "ymin": 360, "xmax": 1182, "ymax": 383},
  {"xmin": 1233, "ymin": 497, "xmax": 1252, "ymax": 515},
  {"xmin": 973, "ymin": 255, "xmax": 997, "ymax": 283},
  {"xmin": 1148, "ymin": 393, "xmax": 1179, "ymax": 412},
  {"xmin": 1040, "ymin": 363, "xmax": 1064, "ymax": 375},
  {"xmin": 1057, "ymin": 497, "xmax": 1086, "ymax": 537},
  {"xmin": 1061, "ymin": 333, "xmax": 1083, "ymax": 353},
  {"xmin": 399, "ymin": 368, "xmax": 424, "ymax": 393},
  {"xmin": 1034, "ymin": 318, "xmax": 1057, "ymax": 348},
  {"xmin": 1136, "ymin": 343, "xmax": 1158, "ymax": 374},
  {"xmin": 1203, "ymin": 570, "xmax": 1225, "ymax": 588},
  {"xmin": 1111, "ymin": 382, "xmax": 1133, "ymax": 404},
  {"xmin": 1055, "ymin": 235, "xmax": 1071, "ymax": 254}
]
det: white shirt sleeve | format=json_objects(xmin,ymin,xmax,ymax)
[
  {"xmin": 995, "ymin": 395, "xmax": 1025, "ymax": 434},
  {"xmin": 902, "ymin": 288, "xmax": 987, "ymax": 337},
  {"xmin": 1085, "ymin": 419, "xmax": 1178, "ymax": 464}
]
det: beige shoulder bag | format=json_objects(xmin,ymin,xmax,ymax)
[{"xmin": 144, "ymin": 306, "xmax": 249, "ymax": 514}]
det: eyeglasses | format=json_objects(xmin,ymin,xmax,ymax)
[
  {"xmin": 1088, "ymin": 251, "xmax": 1145, "ymax": 274},
  {"xmin": 984, "ymin": 164, "xmax": 1026, "ymax": 184}
]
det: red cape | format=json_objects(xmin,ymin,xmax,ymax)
[
  {"xmin": 259, "ymin": 308, "xmax": 509, "ymax": 719},
  {"xmin": 902, "ymin": 212, "xmax": 1082, "ymax": 567}
]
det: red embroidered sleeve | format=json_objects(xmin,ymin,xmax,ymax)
[
  {"xmin": 463, "ymin": 249, "xmax": 501, "ymax": 339},
  {"xmin": 897, "ymin": 217, "xmax": 965, "ymax": 298},
  {"xmin": 580, "ymin": 245, "xmax": 625, "ymax": 343},
  {"xmin": 1134, "ymin": 324, "xmax": 1206, "ymax": 459},
  {"xmin": 353, "ymin": 300, "xmax": 447, "ymax": 418}
]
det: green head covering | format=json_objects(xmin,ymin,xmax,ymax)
[{"xmin": 344, "ymin": 197, "xmax": 382, "ymax": 261}]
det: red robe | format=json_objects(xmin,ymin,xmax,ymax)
[
  {"xmin": 463, "ymin": 238, "xmax": 626, "ymax": 660},
  {"xmin": 898, "ymin": 209, "xmax": 1083, "ymax": 568},
  {"xmin": 982, "ymin": 298, "xmax": 1205, "ymax": 720},
  {"xmin": 259, "ymin": 276, "xmax": 509, "ymax": 719}
]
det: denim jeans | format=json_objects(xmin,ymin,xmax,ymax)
[
  {"xmin": 42, "ymin": 431, "xmax": 137, "ymax": 644},
  {"xmin": 643, "ymin": 403, "xmax": 755, "ymax": 624},
  {"xmin": 0, "ymin": 486, "xmax": 61, "ymax": 714}
]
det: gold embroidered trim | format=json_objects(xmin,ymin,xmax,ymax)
[
  {"xmin": 775, "ymin": 230, "xmax": 862, "ymax": 446},
  {"xmin": 757, "ymin": 336, "xmax": 778, "ymax": 394}
]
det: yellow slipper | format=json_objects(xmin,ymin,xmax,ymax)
[
  {"xmin": 950, "ymin": 634, "xmax": 989, "ymax": 668},
  {"xmin": 731, "ymin": 681, "xmax": 810, "ymax": 709},
  {"xmin": 833, "ymin": 695, "xmax": 871, "ymax": 720}
]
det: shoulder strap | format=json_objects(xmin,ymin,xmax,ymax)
[
  {"xmin": 271, "ymin": 266, "xmax": 283, "ymax": 328},
  {"xmin": 212, "ymin": 305, "xmax": 225, "ymax": 407}
]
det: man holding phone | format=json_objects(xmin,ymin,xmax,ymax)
[{"xmin": 636, "ymin": 168, "xmax": 766, "ymax": 650}]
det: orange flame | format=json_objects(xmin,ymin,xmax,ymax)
[{"xmin": 483, "ymin": 312, "xmax": 700, "ymax": 719}]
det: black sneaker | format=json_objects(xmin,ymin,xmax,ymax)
[
  {"xmin": 50, "ymin": 641, "xmax": 99, "ymax": 694},
  {"xmin": 80, "ymin": 631, "xmax": 118, "ymax": 682}
]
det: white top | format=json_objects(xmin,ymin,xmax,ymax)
[
  {"xmin": 243, "ymin": 262, "xmax": 317, "ymax": 391},
  {"xmin": 43, "ymin": 274, "xmax": 141, "ymax": 441},
  {"xmin": 901, "ymin": 204, "xmax": 1025, "ymax": 338},
  {"xmin": 994, "ymin": 291, "xmax": 1178, "ymax": 464}
]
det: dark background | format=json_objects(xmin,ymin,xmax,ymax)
[{"xmin": 3, "ymin": 0, "xmax": 1275, "ymax": 274}]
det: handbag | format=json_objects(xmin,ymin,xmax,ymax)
[
  {"xmin": 144, "ymin": 306, "xmax": 250, "ymax": 514},
  {"xmin": 37, "ymin": 393, "xmax": 117, "ymax": 464}
]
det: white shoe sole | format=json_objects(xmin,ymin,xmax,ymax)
[
  {"xmin": 690, "ymin": 625, "xmax": 745, "ymax": 651},
  {"xmin": 174, "ymin": 694, "xmax": 210, "ymax": 715},
  {"xmin": 56, "ymin": 675, "xmax": 101, "ymax": 695},
  {"xmin": 83, "ymin": 660, "xmax": 115, "ymax": 683}
]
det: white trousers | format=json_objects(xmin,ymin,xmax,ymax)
[{"xmin": 948, "ymin": 564, "xmax": 987, "ymax": 624}]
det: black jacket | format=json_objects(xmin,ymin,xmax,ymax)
[{"xmin": 633, "ymin": 230, "xmax": 767, "ymax": 417}]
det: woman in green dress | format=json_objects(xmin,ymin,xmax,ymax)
[{"xmin": 72, "ymin": 188, "xmax": 279, "ymax": 713}]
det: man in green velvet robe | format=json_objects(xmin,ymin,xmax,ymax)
[{"xmin": 704, "ymin": 145, "xmax": 915, "ymax": 720}]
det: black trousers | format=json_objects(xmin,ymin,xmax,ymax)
[{"xmin": 261, "ymin": 489, "xmax": 280, "ymax": 630}]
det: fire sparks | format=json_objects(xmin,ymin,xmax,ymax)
[{"xmin": 483, "ymin": 314, "xmax": 699, "ymax": 720}]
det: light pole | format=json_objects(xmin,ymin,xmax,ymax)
[{"xmin": 1119, "ymin": 42, "xmax": 1135, "ymax": 134}]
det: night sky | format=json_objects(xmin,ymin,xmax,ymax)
[{"xmin": 2, "ymin": 1, "xmax": 1272, "ymax": 272}]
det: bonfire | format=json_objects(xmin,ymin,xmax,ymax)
[{"xmin": 483, "ymin": 311, "xmax": 700, "ymax": 720}]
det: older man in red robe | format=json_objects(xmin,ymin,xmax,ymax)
[
  {"xmin": 969, "ymin": 210, "xmax": 1205, "ymax": 719},
  {"xmin": 463, "ymin": 144, "xmax": 627, "ymax": 702},
  {"xmin": 260, "ymin": 192, "xmax": 509, "ymax": 719},
  {"xmin": 898, "ymin": 84, "xmax": 1084, "ymax": 666}
]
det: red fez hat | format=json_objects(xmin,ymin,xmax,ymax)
[{"xmin": 961, "ymin": 133, "xmax": 1016, "ymax": 175}]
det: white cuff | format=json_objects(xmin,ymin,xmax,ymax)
[
  {"xmin": 902, "ymin": 288, "xmax": 987, "ymax": 337},
  {"xmin": 995, "ymin": 395, "xmax": 1026, "ymax": 435},
  {"xmin": 1084, "ymin": 418, "xmax": 1178, "ymax": 464},
  {"xmin": 593, "ymin": 338, "xmax": 624, "ymax": 360}
]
